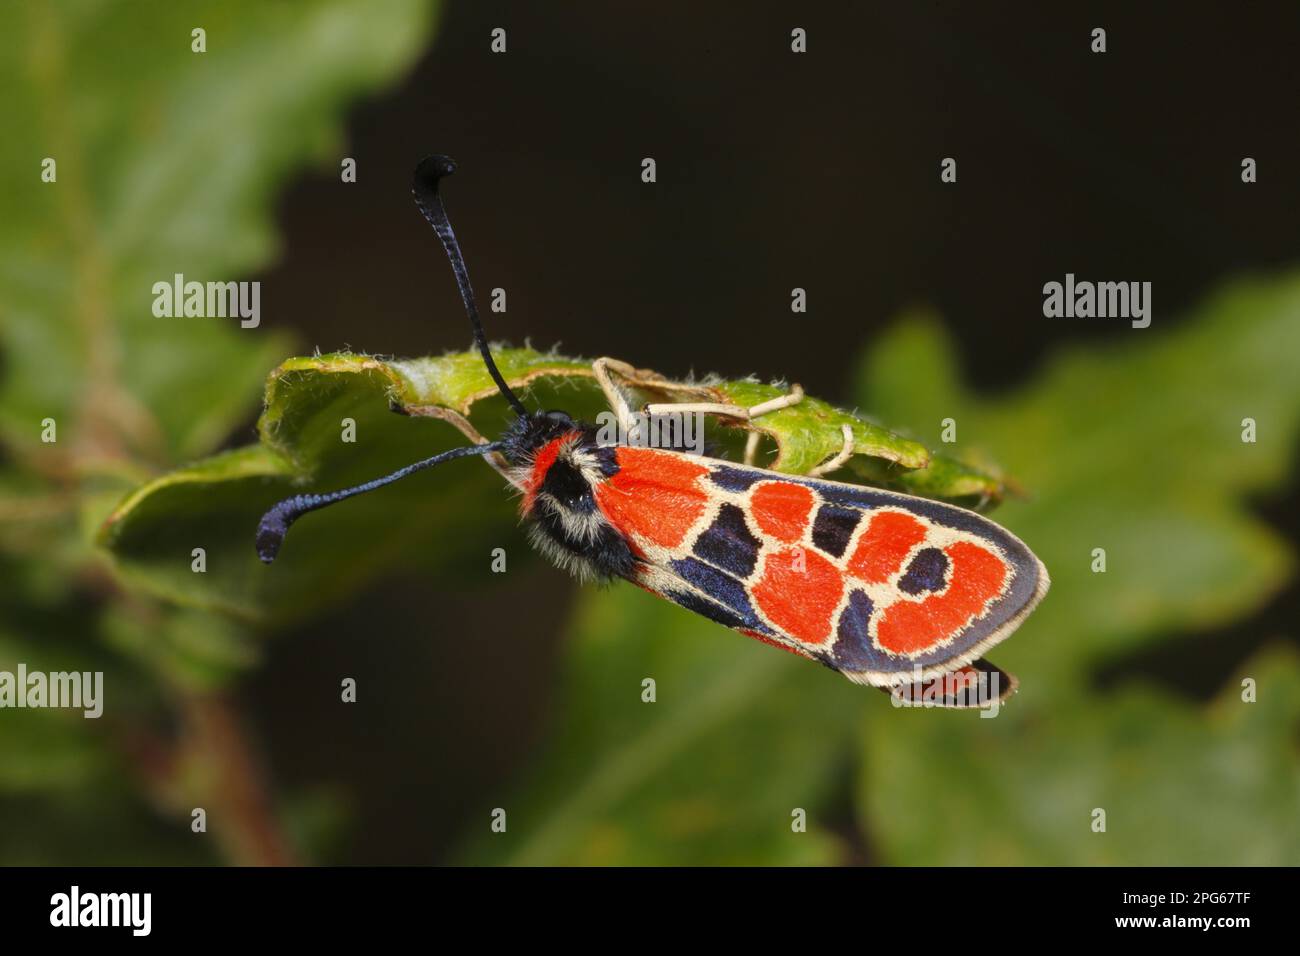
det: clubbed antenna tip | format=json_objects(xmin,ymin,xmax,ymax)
[{"xmin": 411, "ymin": 154, "xmax": 529, "ymax": 418}]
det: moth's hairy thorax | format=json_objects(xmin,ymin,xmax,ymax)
[{"xmin": 501, "ymin": 413, "xmax": 640, "ymax": 584}]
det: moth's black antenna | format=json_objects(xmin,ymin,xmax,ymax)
[
  {"xmin": 256, "ymin": 441, "xmax": 503, "ymax": 563},
  {"xmin": 412, "ymin": 155, "xmax": 529, "ymax": 418}
]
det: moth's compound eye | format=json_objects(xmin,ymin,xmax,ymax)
[{"xmin": 541, "ymin": 409, "xmax": 575, "ymax": 427}]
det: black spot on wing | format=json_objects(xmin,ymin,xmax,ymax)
[
  {"xmin": 898, "ymin": 547, "xmax": 949, "ymax": 595},
  {"xmin": 707, "ymin": 464, "xmax": 766, "ymax": 492},
  {"xmin": 668, "ymin": 557, "xmax": 767, "ymax": 632},
  {"xmin": 810, "ymin": 504, "xmax": 861, "ymax": 558},
  {"xmin": 832, "ymin": 589, "xmax": 876, "ymax": 670},
  {"xmin": 693, "ymin": 503, "xmax": 761, "ymax": 577},
  {"xmin": 590, "ymin": 444, "xmax": 621, "ymax": 478},
  {"xmin": 663, "ymin": 587, "xmax": 754, "ymax": 632}
]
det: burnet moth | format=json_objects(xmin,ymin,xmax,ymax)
[{"xmin": 256, "ymin": 156, "xmax": 1050, "ymax": 710}]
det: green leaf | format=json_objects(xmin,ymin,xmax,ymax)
[
  {"xmin": 98, "ymin": 348, "xmax": 984, "ymax": 622},
  {"xmin": 0, "ymin": 633, "xmax": 118, "ymax": 793},
  {"xmin": 1, "ymin": 0, "xmax": 445, "ymax": 650},
  {"xmin": 706, "ymin": 377, "xmax": 930, "ymax": 473},
  {"xmin": 99, "ymin": 364, "xmax": 505, "ymax": 622},
  {"xmin": 0, "ymin": 0, "xmax": 440, "ymax": 463},
  {"xmin": 0, "ymin": 0, "xmax": 445, "ymax": 863}
]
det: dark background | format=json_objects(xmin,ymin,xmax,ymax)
[{"xmin": 244, "ymin": 2, "xmax": 1300, "ymax": 863}]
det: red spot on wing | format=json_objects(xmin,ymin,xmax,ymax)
[
  {"xmin": 847, "ymin": 510, "xmax": 928, "ymax": 583},
  {"xmin": 749, "ymin": 481, "xmax": 815, "ymax": 543},
  {"xmin": 876, "ymin": 541, "xmax": 1008, "ymax": 654},
  {"xmin": 752, "ymin": 546, "xmax": 843, "ymax": 645},
  {"xmin": 522, "ymin": 432, "xmax": 580, "ymax": 514},
  {"xmin": 593, "ymin": 446, "xmax": 709, "ymax": 549},
  {"xmin": 892, "ymin": 664, "xmax": 997, "ymax": 708},
  {"xmin": 928, "ymin": 665, "xmax": 982, "ymax": 696}
]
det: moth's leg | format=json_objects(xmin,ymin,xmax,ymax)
[
  {"xmin": 644, "ymin": 383, "xmax": 805, "ymax": 422},
  {"xmin": 746, "ymin": 384, "xmax": 805, "ymax": 419},
  {"xmin": 807, "ymin": 424, "xmax": 855, "ymax": 477},
  {"xmin": 592, "ymin": 357, "xmax": 643, "ymax": 435},
  {"xmin": 399, "ymin": 403, "xmax": 519, "ymax": 488},
  {"xmin": 645, "ymin": 383, "xmax": 805, "ymax": 463}
]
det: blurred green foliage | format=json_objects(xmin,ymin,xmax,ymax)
[
  {"xmin": 854, "ymin": 289, "xmax": 1300, "ymax": 864},
  {"xmin": 0, "ymin": 0, "xmax": 440, "ymax": 863}
]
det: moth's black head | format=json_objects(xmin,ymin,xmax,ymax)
[{"xmin": 500, "ymin": 409, "xmax": 585, "ymax": 464}]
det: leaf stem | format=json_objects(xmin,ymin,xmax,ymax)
[{"xmin": 177, "ymin": 691, "xmax": 298, "ymax": 867}]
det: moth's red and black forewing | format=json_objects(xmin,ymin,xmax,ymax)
[{"xmin": 515, "ymin": 438, "xmax": 1048, "ymax": 690}]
